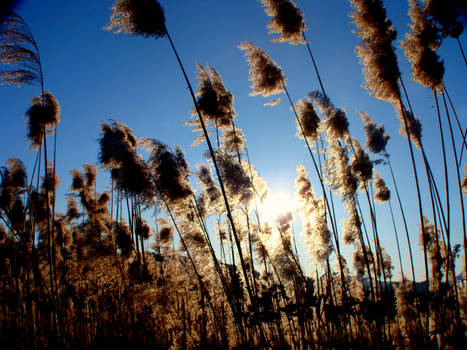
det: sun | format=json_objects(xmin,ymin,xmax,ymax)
[{"xmin": 258, "ymin": 189, "xmax": 298, "ymax": 223}]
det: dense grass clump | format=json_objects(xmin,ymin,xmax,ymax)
[{"xmin": 0, "ymin": 1, "xmax": 466, "ymax": 349}]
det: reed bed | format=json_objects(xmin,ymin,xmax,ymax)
[{"xmin": 0, "ymin": 0, "xmax": 466, "ymax": 349}]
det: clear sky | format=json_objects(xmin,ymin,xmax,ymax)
[{"xmin": 1, "ymin": 0, "xmax": 466, "ymax": 281}]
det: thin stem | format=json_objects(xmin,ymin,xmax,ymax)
[
  {"xmin": 443, "ymin": 87, "xmax": 467, "ymax": 166},
  {"xmin": 164, "ymin": 29, "xmax": 255, "ymax": 304},
  {"xmin": 441, "ymin": 91, "xmax": 467, "ymax": 278},
  {"xmin": 388, "ymin": 200, "xmax": 405, "ymax": 281},
  {"xmin": 386, "ymin": 156, "xmax": 415, "ymax": 282},
  {"xmin": 302, "ymin": 32, "xmax": 326, "ymax": 97},
  {"xmin": 456, "ymin": 38, "xmax": 467, "ymax": 66},
  {"xmin": 282, "ymin": 82, "xmax": 347, "ymax": 296},
  {"xmin": 397, "ymin": 91, "xmax": 429, "ymax": 287},
  {"xmin": 433, "ymin": 91, "xmax": 450, "ymax": 243}
]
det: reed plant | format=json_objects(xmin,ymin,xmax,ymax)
[{"xmin": 0, "ymin": 1, "xmax": 466, "ymax": 349}]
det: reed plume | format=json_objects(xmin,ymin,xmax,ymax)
[
  {"xmin": 259, "ymin": 0, "xmax": 306, "ymax": 45},
  {"xmin": 0, "ymin": 1, "xmax": 19, "ymax": 19},
  {"xmin": 397, "ymin": 108, "xmax": 423, "ymax": 149},
  {"xmin": 0, "ymin": 159, "xmax": 26, "ymax": 220},
  {"xmin": 264, "ymin": 98, "xmax": 282, "ymax": 106},
  {"xmin": 2, "ymin": 158, "xmax": 26, "ymax": 190},
  {"xmin": 41, "ymin": 162, "xmax": 60, "ymax": 194},
  {"xmin": 142, "ymin": 138, "xmax": 192, "ymax": 207},
  {"xmin": 156, "ymin": 219, "xmax": 173, "ymax": 248},
  {"xmin": 194, "ymin": 64, "xmax": 236, "ymax": 129},
  {"xmin": 238, "ymin": 41, "xmax": 285, "ymax": 97},
  {"xmin": 324, "ymin": 142, "xmax": 357, "ymax": 200},
  {"xmin": 186, "ymin": 64, "xmax": 237, "ymax": 146},
  {"xmin": 420, "ymin": 217, "xmax": 443, "ymax": 289},
  {"xmin": 401, "ymin": 0, "xmax": 444, "ymax": 90},
  {"xmin": 341, "ymin": 200, "xmax": 360, "ymax": 245},
  {"xmin": 105, "ymin": 0, "xmax": 166, "ymax": 38},
  {"xmin": 24, "ymin": 91, "xmax": 61, "ymax": 149},
  {"xmin": 114, "ymin": 221, "xmax": 133, "ymax": 257},
  {"xmin": 350, "ymin": 0, "xmax": 401, "ymax": 103},
  {"xmin": 214, "ymin": 152, "xmax": 253, "ymax": 206},
  {"xmin": 99, "ymin": 120, "xmax": 137, "ymax": 169},
  {"xmin": 373, "ymin": 170, "xmax": 390, "ymax": 202},
  {"xmin": 66, "ymin": 197, "xmax": 80, "ymax": 220},
  {"xmin": 352, "ymin": 246, "xmax": 370, "ymax": 278},
  {"xmin": 359, "ymin": 111, "xmax": 389, "ymax": 154},
  {"xmin": 0, "ymin": 11, "xmax": 41, "ymax": 86},
  {"xmin": 99, "ymin": 121, "xmax": 153, "ymax": 197},
  {"xmin": 350, "ymin": 139, "xmax": 373, "ymax": 187},
  {"xmin": 107, "ymin": 4, "xmax": 259, "ymax": 310},
  {"xmin": 308, "ymin": 90, "xmax": 348, "ymax": 142},
  {"xmin": 221, "ymin": 128, "xmax": 246, "ymax": 155},
  {"xmin": 196, "ymin": 163, "xmax": 222, "ymax": 215},
  {"xmin": 295, "ymin": 165, "xmax": 332, "ymax": 263},
  {"xmin": 424, "ymin": 0, "xmax": 465, "ymax": 39},
  {"xmin": 294, "ymin": 98, "xmax": 320, "ymax": 143}
]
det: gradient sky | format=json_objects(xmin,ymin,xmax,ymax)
[{"xmin": 1, "ymin": 0, "xmax": 466, "ymax": 281}]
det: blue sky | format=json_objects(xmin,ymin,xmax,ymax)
[{"xmin": 1, "ymin": 0, "xmax": 466, "ymax": 281}]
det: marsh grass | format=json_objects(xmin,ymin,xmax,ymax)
[{"xmin": 0, "ymin": 1, "xmax": 466, "ymax": 349}]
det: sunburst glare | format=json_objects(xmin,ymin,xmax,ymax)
[{"xmin": 258, "ymin": 189, "xmax": 298, "ymax": 223}]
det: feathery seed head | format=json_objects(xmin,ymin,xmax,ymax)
[
  {"xmin": 114, "ymin": 221, "xmax": 133, "ymax": 257},
  {"xmin": 4, "ymin": 158, "xmax": 26, "ymax": 189},
  {"xmin": 325, "ymin": 142, "xmax": 357, "ymax": 200},
  {"xmin": 397, "ymin": 108, "xmax": 423, "ymax": 149},
  {"xmin": 41, "ymin": 163, "xmax": 60, "ymax": 193},
  {"xmin": 295, "ymin": 165, "xmax": 315, "ymax": 203},
  {"xmin": 83, "ymin": 164, "xmax": 97, "ymax": 189},
  {"xmin": 259, "ymin": 0, "xmax": 307, "ymax": 45},
  {"xmin": 419, "ymin": 216, "xmax": 435, "ymax": 248},
  {"xmin": 425, "ymin": 0, "xmax": 465, "ymax": 39},
  {"xmin": 0, "ymin": 159, "xmax": 26, "ymax": 212},
  {"xmin": 238, "ymin": 41, "xmax": 286, "ymax": 97},
  {"xmin": 350, "ymin": 0, "xmax": 401, "ymax": 103},
  {"xmin": 326, "ymin": 108, "xmax": 349, "ymax": 141},
  {"xmin": 54, "ymin": 217, "xmax": 72, "ymax": 248},
  {"xmin": 135, "ymin": 217, "xmax": 151, "ymax": 239},
  {"xmin": 97, "ymin": 192, "xmax": 111, "ymax": 208},
  {"xmin": 99, "ymin": 121, "xmax": 153, "ymax": 196},
  {"xmin": 0, "ymin": 12, "xmax": 40, "ymax": 86},
  {"xmin": 295, "ymin": 98, "xmax": 320, "ymax": 143},
  {"xmin": 373, "ymin": 170, "xmax": 390, "ymax": 202},
  {"xmin": 277, "ymin": 211, "xmax": 293, "ymax": 234},
  {"xmin": 352, "ymin": 246, "xmax": 367, "ymax": 278},
  {"xmin": 359, "ymin": 111, "xmax": 389, "ymax": 154},
  {"xmin": 69, "ymin": 169, "xmax": 84, "ymax": 191},
  {"xmin": 66, "ymin": 197, "xmax": 80, "ymax": 220},
  {"xmin": 350, "ymin": 139, "xmax": 373, "ymax": 186},
  {"xmin": 401, "ymin": 0, "xmax": 444, "ymax": 90},
  {"xmin": 158, "ymin": 224, "xmax": 173, "ymax": 246},
  {"xmin": 144, "ymin": 138, "xmax": 192, "ymax": 205},
  {"xmin": 308, "ymin": 90, "xmax": 348, "ymax": 141},
  {"xmin": 341, "ymin": 200, "xmax": 360, "ymax": 245},
  {"xmin": 221, "ymin": 127, "xmax": 246, "ymax": 155},
  {"xmin": 295, "ymin": 165, "xmax": 332, "ymax": 263},
  {"xmin": 193, "ymin": 64, "xmax": 237, "ymax": 129},
  {"xmin": 106, "ymin": 0, "xmax": 166, "ymax": 38},
  {"xmin": 114, "ymin": 152, "xmax": 153, "ymax": 196},
  {"xmin": 25, "ymin": 92, "xmax": 61, "ymax": 149},
  {"xmin": 196, "ymin": 163, "xmax": 222, "ymax": 211},
  {"xmin": 264, "ymin": 98, "xmax": 282, "ymax": 106},
  {"xmin": 215, "ymin": 151, "xmax": 253, "ymax": 206}
]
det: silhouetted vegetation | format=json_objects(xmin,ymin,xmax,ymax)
[{"xmin": 1, "ymin": 0, "xmax": 466, "ymax": 349}]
